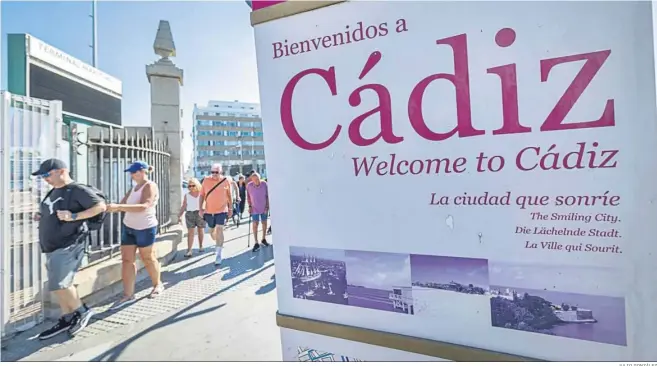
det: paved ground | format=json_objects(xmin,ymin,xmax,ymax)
[{"xmin": 1, "ymin": 220, "xmax": 281, "ymax": 361}]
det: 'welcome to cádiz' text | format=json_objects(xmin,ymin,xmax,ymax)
[{"xmin": 352, "ymin": 143, "xmax": 618, "ymax": 177}]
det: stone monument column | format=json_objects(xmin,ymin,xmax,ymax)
[{"xmin": 147, "ymin": 20, "xmax": 184, "ymax": 225}]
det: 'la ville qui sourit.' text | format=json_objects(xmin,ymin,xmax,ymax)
[{"xmin": 524, "ymin": 241, "xmax": 621, "ymax": 254}]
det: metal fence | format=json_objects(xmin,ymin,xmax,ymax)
[
  {"xmin": 1, "ymin": 91, "xmax": 63, "ymax": 338},
  {"xmin": 1, "ymin": 91, "xmax": 173, "ymax": 339},
  {"xmin": 83, "ymin": 126, "xmax": 172, "ymax": 266}
]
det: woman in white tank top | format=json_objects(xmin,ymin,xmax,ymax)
[
  {"xmin": 106, "ymin": 161, "xmax": 163, "ymax": 310},
  {"xmin": 178, "ymin": 178, "xmax": 206, "ymax": 257}
]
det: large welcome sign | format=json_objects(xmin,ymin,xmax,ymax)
[{"xmin": 252, "ymin": 1, "xmax": 657, "ymax": 361}]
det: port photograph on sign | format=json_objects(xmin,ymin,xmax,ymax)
[{"xmin": 290, "ymin": 246, "xmax": 348, "ymax": 305}]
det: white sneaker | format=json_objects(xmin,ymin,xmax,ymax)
[{"xmin": 214, "ymin": 247, "xmax": 223, "ymax": 266}]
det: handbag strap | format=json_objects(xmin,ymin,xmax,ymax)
[{"xmin": 206, "ymin": 178, "xmax": 227, "ymax": 198}]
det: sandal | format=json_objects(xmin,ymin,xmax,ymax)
[{"xmin": 184, "ymin": 251, "xmax": 193, "ymax": 258}]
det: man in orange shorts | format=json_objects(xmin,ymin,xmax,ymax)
[{"xmin": 199, "ymin": 163, "xmax": 233, "ymax": 265}]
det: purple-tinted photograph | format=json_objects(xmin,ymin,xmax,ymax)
[
  {"xmin": 488, "ymin": 262, "xmax": 628, "ymax": 346},
  {"xmin": 410, "ymin": 255, "xmax": 489, "ymax": 295},
  {"xmin": 490, "ymin": 286, "xmax": 627, "ymax": 346},
  {"xmin": 290, "ymin": 246, "xmax": 348, "ymax": 305},
  {"xmin": 344, "ymin": 250, "xmax": 414, "ymax": 314}
]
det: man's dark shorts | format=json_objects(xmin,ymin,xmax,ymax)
[
  {"xmin": 185, "ymin": 210, "xmax": 206, "ymax": 228},
  {"xmin": 45, "ymin": 243, "xmax": 85, "ymax": 291},
  {"xmin": 204, "ymin": 212, "xmax": 228, "ymax": 228},
  {"xmin": 121, "ymin": 224, "xmax": 157, "ymax": 248}
]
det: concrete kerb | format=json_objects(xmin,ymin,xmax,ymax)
[{"xmin": 43, "ymin": 224, "xmax": 184, "ymax": 319}]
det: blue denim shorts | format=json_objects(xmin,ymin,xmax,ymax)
[
  {"xmin": 121, "ymin": 225, "xmax": 157, "ymax": 248},
  {"xmin": 251, "ymin": 213, "xmax": 268, "ymax": 222}
]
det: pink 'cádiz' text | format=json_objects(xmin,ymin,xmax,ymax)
[{"xmin": 278, "ymin": 27, "xmax": 615, "ymax": 152}]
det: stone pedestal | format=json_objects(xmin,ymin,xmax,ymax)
[{"xmin": 146, "ymin": 20, "xmax": 184, "ymax": 225}]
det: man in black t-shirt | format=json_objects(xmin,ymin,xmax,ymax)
[{"xmin": 32, "ymin": 158, "xmax": 107, "ymax": 340}]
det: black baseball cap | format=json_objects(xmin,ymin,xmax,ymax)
[{"xmin": 31, "ymin": 158, "xmax": 68, "ymax": 176}]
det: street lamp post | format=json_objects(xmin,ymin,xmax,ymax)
[
  {"xmin": 90, "ymin": 0, "xmax": 98, "ymax": 67},
  {"xmin": 251, "ymin": 127, "xmax": 256, "ymax": 172},
  {"xmin": 240, "ymin": 136, "xmax": 244, "ymax": 175},
  {"xmin": 239, "ymin": 136, "xmax": 244, "ymax": 175},
  {"xmin": 229, "ymin": 138, "xmax": 244, "ymax": 176}
]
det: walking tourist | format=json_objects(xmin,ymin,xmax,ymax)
[
  {"xmin": 237, "ymin": 174, "xmax": 247, "ymax": 218},
  {"xmin": 32, "ymin": 158, "xmax": 107, "ymax": 340},
  {"xmin": 108, "ymin": 161, "xmax": 163, "ymax": 310},
  {"xmin": 179, "ymin": 177, "xmax": 206, "ymax": 257},
  {"xmin": 247, "ymin": 172, "xmax": 270, "ymax": 252},
  {"xmin": 199, "ymin": 163, "xmax": 233, "ymax": 265}
]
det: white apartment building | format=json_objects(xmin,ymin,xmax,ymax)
[{"xmin": 192, "ymin": 100, "xmax": 266, "ymax": 178}]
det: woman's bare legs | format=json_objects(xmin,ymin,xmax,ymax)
[
  {"xmin": 120, "ymin": 245, "xmax": 138, "ymax": 299},
  {"xmin": 197, "ymin": 227, "xmax": 205, "ymax": 250},
  {"xmin": 186, "ymin": 228, "xmax": 194, "ymax": 256},
  {"xmin": 138, "ymin": 245, "xmax": 161, "ymax": 288}
]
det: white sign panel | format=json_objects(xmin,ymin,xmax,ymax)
[
  {"xmin": 27, "ymin": 34, "xmax": 122, "ymax": 95},
  {"xmin": 254, "ymin": 1, "xmax": 657, "ymax": 361}
]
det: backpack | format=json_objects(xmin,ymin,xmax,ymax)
[{"xmin": 44, "ymin": 182, "xmax": 108, "ymax": 231}]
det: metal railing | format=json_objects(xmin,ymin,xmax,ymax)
[
  {"xmin": 1, "ymin": 92, "xmax": 174, "ymax": 338},
  {"xmin": 83, "ymin": 126, "xmax": 172, "ymax": 267},
  {"xmin": 1, "ymin": 91, "xmax": 63, "ymax": 338}
]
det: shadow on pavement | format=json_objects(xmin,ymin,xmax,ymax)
[
  {"xmin": 0, "ymin": 229, "xmax": 273, "ymax": 362},
  {"xmin": 203, "ymin": 245, "xmax": 273, "ymax": 282},
  {"xmin": 168, "ymin": 250, "xmax": 214, "ymax": 275},
  {"xmin": 91, "ymin": 262, "xmax": 274, "ymax": 361},
  {"xmin": 0, "ymin": 244, "xmax": 271, "ymax": 361},
  {"xmin": 0, "ymin": 276, "xmax": 160, "ymax": 362},
  {"xmin": 256, "ymin": 274, "xmax": 276, "ymax": 295}
]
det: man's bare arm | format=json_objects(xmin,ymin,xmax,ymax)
[
  {"xmin": 226, "ymin": 182, "xmax": 233, "ymax": 213},
  {"xmin": 74, "ymin": 202, "xmax": 107, "ymax": 220}
]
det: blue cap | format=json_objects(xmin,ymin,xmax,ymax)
[{"xmin": 125, "ymin": 161, "xmax": 149, "ymax": 173}]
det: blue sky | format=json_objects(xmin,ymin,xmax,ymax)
[
  {"xmin": 345, "ymin": 251, "xmax": 411, "ymax": 290},
  {"xmin": 1, "ymin": 1, "xmax": 261, "ymax": 166}
]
